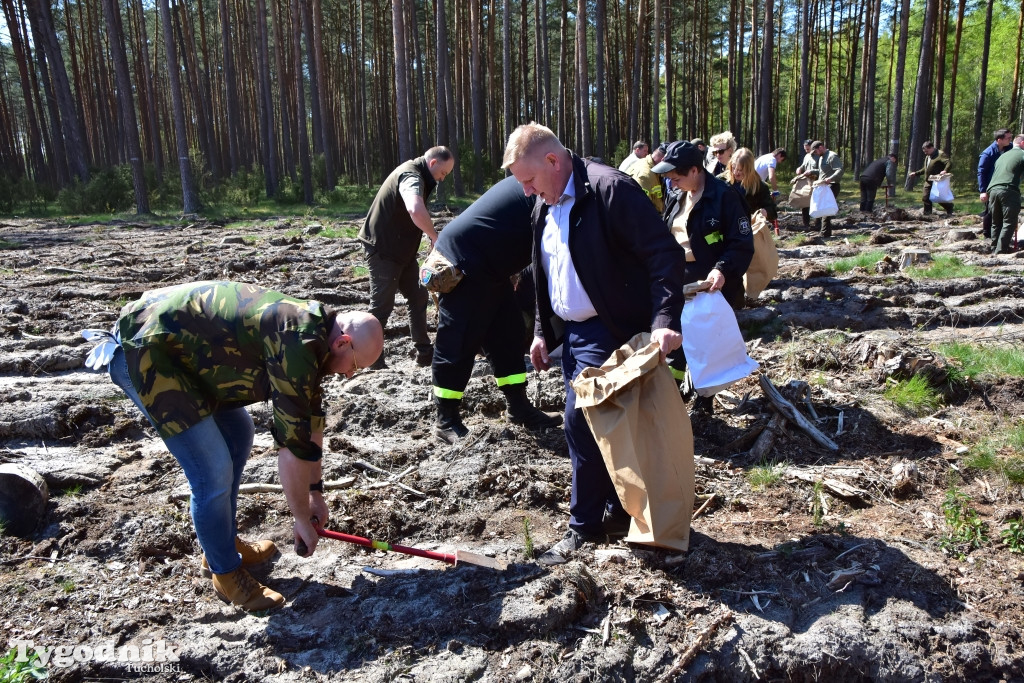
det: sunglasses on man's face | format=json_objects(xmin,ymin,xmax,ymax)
[{"xmin": 713, "ymin": 148, "xmax": 727, "ymax": 155}]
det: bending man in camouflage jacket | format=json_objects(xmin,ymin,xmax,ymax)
[{"xmin": 93, "ymin": 281, "xmax": 382, "ymax": 612}]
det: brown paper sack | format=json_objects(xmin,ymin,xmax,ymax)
[
  {"xmin": 572, "ymin": 333, "xmax": 696, "ymax": 551},
  {"xmin": 788, "ymin": 176, "xmax": 813, "ymax": 209},
  {"xmin": 743, "ymin": 211, "xmax": 779, "ymax": 300}
]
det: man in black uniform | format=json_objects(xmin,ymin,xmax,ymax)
[
  {"xmin": 858, "ymin": 153, "xmax": 898, "ymax": 212},
  {"xmin": 359, "ymin": 146, "xmax": 454, "ymax": 368},
  {"xmin": 431, "ymin": 176, "xmax": 562, "ymax": 443}
]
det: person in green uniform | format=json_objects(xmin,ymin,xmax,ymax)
[
  {"xmin": 987, "ymin": 135, "xmax": 1024, "ymax": 254},
  {"xmin": 85, "ymin": 281, "xmax": 383, "ymax": 612}
]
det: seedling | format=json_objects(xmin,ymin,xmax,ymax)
[
  {"xmin": 939, "ymin": 487, "xmax": 989, "ymax": 559},
  {"xmin": 522, "ymin": 517, "xmax": 535, "ymax": 560},
  {"xmin": 811, "ymin": 481, "xmax": 825, "ymax": 528},
  {"xmin": 0, "ymin": 647, "xmax": 47, "ymax": 681},
  {"xmin": 1001, "ymin": 520, "xmax": 1024, "ymax": 554}
]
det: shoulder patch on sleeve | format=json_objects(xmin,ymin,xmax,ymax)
[{"xmin": 739, "ymin": 216, "xmax": 751, "ymax": 235}]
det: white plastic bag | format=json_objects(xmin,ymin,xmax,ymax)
[
  {"xmin": 680, "ymin": 291, "xmax": 759, "ymax": 396},
  {"xmin": 809, "ymin": 184, "xmax": 838, "ymax": 218},
  {"xmin": 929, "ymin": 176, "xmax": 954, "ymax": 203}
]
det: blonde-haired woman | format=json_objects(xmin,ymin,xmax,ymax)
[
  {"xmin": 721, "ymin": 148, "xmax": 777, "ymax": 221},
  {"xmin": 706, "ymin": 131, "xmax": 738, "ymax": 175}
]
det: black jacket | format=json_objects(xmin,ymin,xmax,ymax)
[
  {"xmin": 860, "ymin": 157, "xmax": 890, "ymax": 185},
  {"xmin": 359, "ymin": 157, "xmax": 437, "ymax": 263},
  {"xmin": 662, "ymin": 170, "xmax": 755, "ymax": 308},
  {"xmin": 531, "ymin": 153, "xmax": 686, "ymax": 350},
  {"xmin": 720, "ymin": 174, "xmax": 778, "ymax": 221},
  {"xmin": 435, "ymin": 176, "xmax": 533, "ymax": 283}
]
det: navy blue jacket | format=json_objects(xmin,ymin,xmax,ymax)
[
  {"xmin": 435, "ymin": 176, "xmax": 533, "ymax": 283},
  {"xmin": 978, "ymin": 141, "xmax": 1004, "ymax": 193},
  {"xmin": 662, "ymin": 170, "xmax": 755, "ymax": 308},
  {"xmin": 530, "ymin": 153, "xmax": 686, "ymax": 350}
]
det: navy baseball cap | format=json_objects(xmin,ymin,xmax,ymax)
[{"xmin": 651, "ymin": 141, "xmax": 704, "ymax": 174}]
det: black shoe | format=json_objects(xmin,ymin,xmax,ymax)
[
  {"xmin": 369, "ymin": 355, "xmax": 387, "ymax": 371},
  {"xmin": 414, "ymin": 346, "xmax": 433, "ymax": 367},
  {"xmin": 537, "ymin": 529, "xmax": 602, "ymax": 566},
  {"xmin": 602, "ymin": 509, "xmax": 631, "ymax": 538},
  {"xmin": 820, "ymin": 229, "xmax": 832, "ymax": 238},
  {"xmin": 502, "ymin": 385, "xmax": 563, "ymax": 429},
  {"xmin": 690, "ymin": 395, "xmax": 715, "ymax": 417},
  {"xmin": 434, "ymin": 397, "xmax": 468, "ymax": 444}
]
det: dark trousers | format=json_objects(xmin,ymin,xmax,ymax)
[
  {"xmin": 982, "ymin": 206, "xmax": 993, "ymax": 238},
  {"xmin": 989, "ymin": 186, "xmax": 1021, "ymax": 254},
  {"xmin": 432, "ymin": 276, "xmax": 527, "ymax": 396},
  {"xmin": 859, "ymin": 178, "xmax": 879, "ymax": 211},
  {"xmin": 365, "ymin": 250, "xmax": 431, "ymax": 354},
  {"xmin": 922, "ymin": 183, "xmax": 954, "ymax": 215},
  {"xmin": 562, "ymin": 317, "xmax": 627, "ymax": 535}
]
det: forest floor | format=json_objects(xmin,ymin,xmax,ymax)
[{"xmin": 2, "ymin": 200, "xmax": 1024, "ymax": 682}]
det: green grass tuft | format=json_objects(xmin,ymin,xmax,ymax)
[
  {"xmin": 906, "ymin": 254, "xmax": 985, "ymax": 279},
  {"xmin": 883, "ymin": 374, "xmax": 942, "ymax": 415},
  {"xmin": 747, "ymin": 459, "xmax": 787, "ymax": 490},
  {"xmin": 828, "ymin": 250, "xmax": 886, "ymax": 274},
  {"xmin": 937, "ymin": 342, "xmax": 1024, "ymax": 380},
  {"xmin": 965, "ymin": 422, "xmax": 1024, "ymax": 484}
]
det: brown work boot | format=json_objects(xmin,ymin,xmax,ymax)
[
  {"xmin": 201, "ymin": 536, "xmax": 278, "ymax": 578},
  {"xmin": 211, "ymin": 567, "xmax": 285, "ymax": 612}
]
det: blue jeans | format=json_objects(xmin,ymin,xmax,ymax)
[{"xmin": 109, "ymin": 348, "xmax": 254, "ymax": 574}]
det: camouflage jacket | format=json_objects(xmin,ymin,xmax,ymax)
[{"xmin": 117, "ymin": 281, "xmax": 334, "ymax": 461}]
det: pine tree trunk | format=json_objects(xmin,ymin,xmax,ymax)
[
  {"xmin": 972, "ymin": 0, "xmax": 994, "ymax": 152},
  {"xmin": 906, "ymin": 0, "xmax": 938, "ymax": 190},
  {"xmin": 756, "ymin": 0, "xmax": 774, "ymax": 153},
  {"xmin": 158, "ymin": 0, "xmax": 200, "ymax": 213},
  {"xmin": 292, "ymin": 0, "xmax": 313, "ymax": 204},
  {"xmin": 101, "ymin": 0, "xmax": 149, "ymax": 213},
  {"xmin": 889, "ymin": 0, "xmax": 911, "ymax": 160},
  {"xmin": 28, "ymin": 0, "xmax": 89, "ymax": 182},
  {"xmin": 255, "ymin": 0, "xmax": 278, "ymax": 196},
  {"xmin": 470, "ymin": 0, "xmax": 484, "ymax": 191},
  {"xmin": 393, "ymin": 0, "xmax": 412, "ymax": 162}
]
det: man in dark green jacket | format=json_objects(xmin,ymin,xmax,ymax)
[
  {"xmin": 359, "ymin": 146, "xmax": 454, "ymax": 368},
  {"xmin": 987, "ymin": 135, "xmax": 1024, "ymax": 254}
]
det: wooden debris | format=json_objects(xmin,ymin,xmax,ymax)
[
  {"xmin": 758, "ymin": 375, "xmax": 839, "ymax": 452},
  {"xmin": 784, "ymin": 467, "xmax": 868, "ymax": 501},
  {"xmin": 692, "ymin": 493, "xmax": 718, "ymax": 520},
  {"xmin": 748, "ymin": 412, "xmax": 787, "ymax": 462},
  {"xmin": 656, "ymin": 609, "xmax": 734, "ymax": 683},
  {"xmin": 898, "ymin": 248, "xmax": 931, "ymax": 270}
]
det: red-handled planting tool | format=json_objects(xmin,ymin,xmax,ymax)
[{"xmin": 296, "ymin": 523, "xmax": 506, "ymax": 570}]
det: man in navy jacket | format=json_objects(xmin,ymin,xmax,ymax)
[
  {"xmin": 978, "ymin": 129, "xmax": 1014, "ymax": 238},
  {"xmin": 502, "ymin": 122, "xmax": 687, "ymax": 565}
]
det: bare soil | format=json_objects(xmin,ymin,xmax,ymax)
[{"xmin": 2, "ymin": 207, "xmax": 1024, "ymax": 682}]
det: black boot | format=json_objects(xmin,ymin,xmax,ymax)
[
  {"xmin": 434, "ymin": 397, "xmax": 468, "ymax": 444},
  {"xmin": 501, "ymin": 385, "xmax": 563, "ymax": 429}
]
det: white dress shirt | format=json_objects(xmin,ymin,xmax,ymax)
[{"xmin": 539, "ymin": 173, "xmax": 598, "ymax": 322}]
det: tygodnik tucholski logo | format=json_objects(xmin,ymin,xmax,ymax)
[{"xmin": 11, "ymin": 637, "xmax": 181, "ymax": 673}]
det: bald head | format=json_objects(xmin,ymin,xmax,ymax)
[{"xmin": 328, "ymin": 311, "xmax": 383, "ymax": 377}]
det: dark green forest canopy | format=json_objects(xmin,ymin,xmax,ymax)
[{"xmin": 0, "ymin": 0, "xmax": 1018, "ymax": 212}]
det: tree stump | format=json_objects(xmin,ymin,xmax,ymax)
[
  {"xmin": 898, "ymin": 249, "xmax": 931, "ymax": 270},
  {"xmin": 0, "ymin": 464, "xmax": 49, "ymax": 537},
  {"xmin": 947, "ymin": 229, "xmax": 976, "ymax": 241}
]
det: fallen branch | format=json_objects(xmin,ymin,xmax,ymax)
[
  {"xmin": 758, "ymin": 375, "xmax": 839, "ymax": 452},
  {"xmin": 784, "ymin": 468, "xmax": 868, "ymax": 500},
  {"xmin": 692, "ymin": 493, "xmax": 717, "ymax": 520},
  {"xmin": 656, "ymin": 609, "xmax": 734, "ymax": 683},
  {"xmin": 169, "ymin": 477, "xmax": 356, "ymax": 502},
  {"xmin": 747, "ymin": 412, "xmax": 787, "ymax": 462}
]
